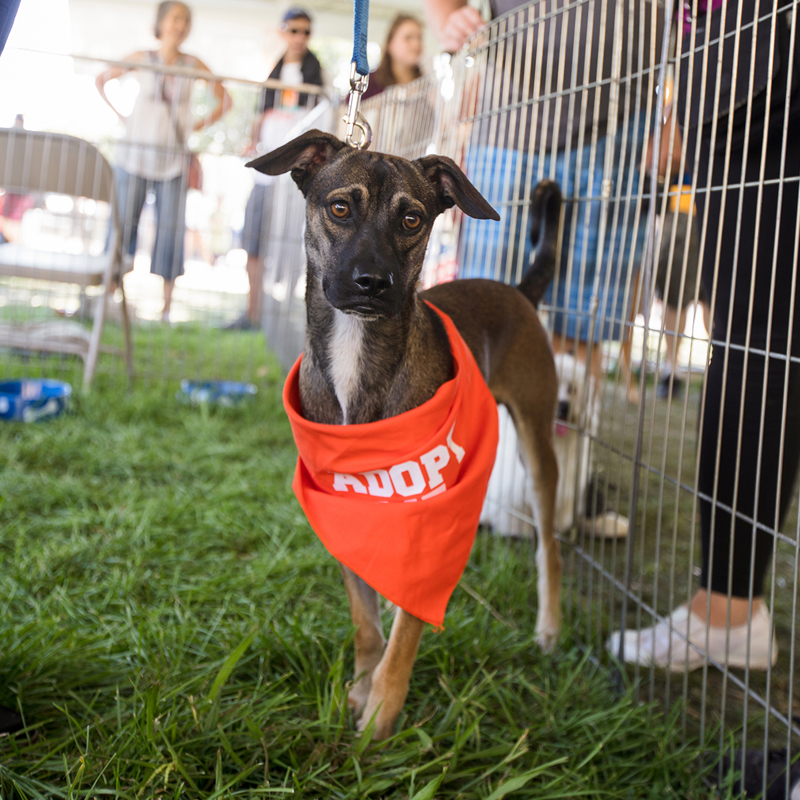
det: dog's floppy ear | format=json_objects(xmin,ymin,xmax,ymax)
[
  {"xmin": 415, "ymin": 155, "xmax": 500, "ymax": 220},
  {"xmin": 246, "ymin": 130, "xmax": 347, "ymax": 195}
]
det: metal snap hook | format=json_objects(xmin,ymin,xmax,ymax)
[
  {"xmin": 343, "ymin": 62, "xmax": 372, "ymax": 151},
  {"xmin": 344, "ymin": 112, "xmax": 372, "ymax": 151}
]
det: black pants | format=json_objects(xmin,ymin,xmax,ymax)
[{"xmin": 695, "ymin": 126, "xmax": 800, "ymax": 598}]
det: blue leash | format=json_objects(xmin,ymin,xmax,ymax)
[
  {"xmin": 344, "ymin": 0, "xmax": 372, "ymax": 149},
  {"xmin": 352, "ymin": 0, "xmax": 369, "ymax": 77}
]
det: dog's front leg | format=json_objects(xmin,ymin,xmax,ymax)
[
  {"xmin": 339, "ymin": 565, "xmax": 386, "ymax": 716},
  {"xmin": 357, "ymin": 608, "xmax": 425, "ymax": 740}
]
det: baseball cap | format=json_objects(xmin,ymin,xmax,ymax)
[{"xmin": 281, "ymin": 7, "xmax": 312, "ymax": 25}]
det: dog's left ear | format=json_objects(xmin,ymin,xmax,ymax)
[
  {"xmin": 246, "ymin": 130, "xmax": 347, "ymax": 195},
  {"xmin": 415, "ymin": 155, "xmax": 500, "ymax": 220}
]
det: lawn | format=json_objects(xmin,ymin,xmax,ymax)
[{"xmin": 0, "ymin": 326, "xmax": 721, "ymax": 799}]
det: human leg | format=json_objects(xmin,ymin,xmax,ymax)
[
  {"xmin": 663, "ymin": 303, "xmax": 683, "ymax": 373},
  {"xmin": 114, "ymin": 167, "xmax": 148, "ymax": 263},
  {"xmin": 246, "ymin": 253, "xmax": 264, "ymax": 325},
  {"xmin": 609, "ymin": 346, "xmax": 790, "ymax": 669},
  {"xmin": 80, "ymin": 167, "xmax": 146, "ymax": 317},
  {"xmin": 696, "ymin": 136, "xmax": 800, "ymax": 615},
  {"xmin": 232, "ymin": 184, "xmax": 269, "ymax": 329},
  {"xmin": 609, "ymin": 131, "xmax": 800, "ymax": 671},
  {"xmin": 459, "ymin": 144, "xmax": 531, "ymax": 282},
  {"xmin": 549, "ymin": 119, "xmax": 647, "ymax": 536},
  {"xmin": 657, "ymin": 302, "xmax": 687, "ymax": 399},
  {"xmin": 546, "ymin": 116, "xmax": 648, "ymax": 350},
  {"xmin": 152, "ymin": 174, "xmax": 187, "ymax": 319},
  {"xmin": 163, "ymin": 278, "xmax": 175, "ymax": 319}
]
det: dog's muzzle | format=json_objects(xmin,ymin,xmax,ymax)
[
  {"xmin": 352, "ymin": 264, "xmax": 393, "ymax": 298},
  {"xmin": 325, "ymin": 264, "xmax": 399, "ymax": 317}
]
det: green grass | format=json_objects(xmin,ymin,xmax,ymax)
[{"xmin": 0, "ymin": 330, "xmax": 720, "ymax": 798}]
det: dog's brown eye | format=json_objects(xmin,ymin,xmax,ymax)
[
  {"xmin": 330, "ymin": 201, "xmax": 350, "ymax": 219},
  {"xmin": 402, "ymin": 213, "xmax": 421, "ymax": 231}
]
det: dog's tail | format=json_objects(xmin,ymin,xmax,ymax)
[{"xmin": 517, "ymin": 179, "xmax": 562, "ymax": 309}]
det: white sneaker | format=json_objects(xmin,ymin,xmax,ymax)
[
  {"xmin": 606, "ymin": 603, "xmax": 779, "ymax": 672},
  {"xmin": 582, "ymin": 511, "xmax": 629, "ymax": 538}
]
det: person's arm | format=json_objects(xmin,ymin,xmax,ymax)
[
  {"xmin": 95, "ymin": 51, "xmax": 143, "ymax": 121},
  {"xmin": 645, "ymin": 106, "xmax": 684, "ymax": 181},
  {"xmin": 192, "ymin": 57, "xmax": 233, "ymax": 132},
  {"xmin": 423, "ymin": 0, "xmax": 485, "ymax": 53}
]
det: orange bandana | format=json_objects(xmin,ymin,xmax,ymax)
[{"xmin": 283, "ymin": 303, "xmax": 499, "ymax": 628}]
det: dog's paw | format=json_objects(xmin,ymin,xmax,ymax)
[
  {"xmin": 535, "ymin": 628, "xmax": 559, "ymax": 652},
  {"xmin": 534, "ymin": 616, "xmax": 561, "ymax": 652},
  {"xmin": 347, "ymin": 680, "xmax": 371, "ymax": 718},
  {"xmin": 356, "ymin": 698, "xmax": 395, "ymax": 741}
]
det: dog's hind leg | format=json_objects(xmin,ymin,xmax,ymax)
[
  {"xmin": 340, "ymin": 565, "xmax": 386, "ymax": 717},
  {"xmin": 513, "ymin": 413, "xmax": 562, "ymax": 650},
  {"xmin": 357, "ymin": 608, "xmax": 426, "ymax": 740}
]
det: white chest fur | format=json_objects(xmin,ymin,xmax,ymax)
[{"xmin": 328, "ymin": 311, "xmax": 364, "ymax": 424}]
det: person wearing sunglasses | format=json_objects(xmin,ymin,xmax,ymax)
[{"xmin": 233, "ymin": 7, "xmax": 326, "ymax": 330}]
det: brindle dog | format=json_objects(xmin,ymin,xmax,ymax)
[{"xmin": 248, "ymin": 130, "xmax": 562, "ymax": 740}]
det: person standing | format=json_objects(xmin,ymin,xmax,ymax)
[
  {"xmin": 424, "ymin": 0, "xmax": 660, "ymax": 381},
  {"xmin": 362, "ymin": 14, "xmax": 424, "ymax": 101},
  {"xmin": 0, "ymin": 114, "xmax": 34, "ymax": 245},
  {"xmin": 96, "ymin": 1, "xmax": 231, "ymax": 322},
  {"xmin": 424, "ymin": 0, "xmax": 661, "ymax": 533},
  {"xmin": 232, "ymin": 7, "xmax": 325, "ymax": 330},
  {"xmin": 653, "ymin": 173, "xmax": 710, "ymax": 400},
  {"xmin": 610, "ymin": 0, "xmax": 800, "ymax": 671}
]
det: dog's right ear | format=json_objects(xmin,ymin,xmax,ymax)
[{"xmin": 246, "ymin": 130, "xmax": 346, "ymax": 195}]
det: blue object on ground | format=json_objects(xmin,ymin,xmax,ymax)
[
  {"xmin": 0, "ymin": 379, "xmax": 72, "ymax": 422},
  {"xmin": 178, "ymin": 380, "xmax": 258, "ymax": 407}
]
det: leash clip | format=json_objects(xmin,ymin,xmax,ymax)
[{"xmin": 343, "ymin": 62, "xmax": 372, "ymax": 151}]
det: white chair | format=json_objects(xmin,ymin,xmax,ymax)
[{"xmin": 0, "ymin": 128, "xmax": 132, "ymax": 388}]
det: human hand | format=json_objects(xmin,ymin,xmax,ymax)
[
  {"xmin": 440, "ymin": 6, "xmax": 485, "ymax": 53},
  {"xmin": 645, "ymin": 109, "xmax": 684, "ymax": 181}
]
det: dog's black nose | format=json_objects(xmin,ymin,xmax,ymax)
[
  {"xmin": 352, "ymin": 266, "xmax": 392, "ymax": 297},
  {"xmin": 557, "ymin": 400, "xmax": 570, "ymax": 421}
]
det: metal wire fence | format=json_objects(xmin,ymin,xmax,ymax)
[
  {"xmin": 0, "ymin": 52, "xmax": 334, "ymax": 387},
  {"xmin": 1, "ymin": 0, "xmax": 798, "ymax": 793},
  {"xmin": 366, "ymin": 0, "xmax": 800, "ymax": 792}
]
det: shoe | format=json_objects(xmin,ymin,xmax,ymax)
[
  {"xmin": 0, "ymin": 702, "xmax": 23, "ymax": 735},
  {"xmin": 223, "ymin": 315, "xmax": 258, "ymax": 331},
  {"xmin": 606, "ymin": 603, "xmax": 779, "ymax": 672},
  {"xmin": 582, "ymin": 511, "xmax": 629, "ymax": 538},
  {"xmin": 582, "ymin": 474, "xmax": 629, "ymax": 538},
  {"xmin": 712, "ymin": 748, "xmax": 800, "ymax": 800},
  {"xmin": 657, "ymin": 373, "xmax": 684, "ymax": 400}
]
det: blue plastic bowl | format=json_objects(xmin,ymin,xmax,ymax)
[
  {"xmin": 0, "ymin": 379, "xmax": 72, "ymax": 422},
  {"xmin": 177, "ymin": 380, "xmax": 258, "ymax": 407}
]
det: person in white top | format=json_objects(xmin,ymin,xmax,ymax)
[
  {"xmin": 96, "ymin": 1, "xmax": 231, "ymax": 321},
  {"xmin": 232, "ymin": 7, "xmax": 326, "ymax": 330}
]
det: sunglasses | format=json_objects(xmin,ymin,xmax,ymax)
[{"xmin": 286, "ymin": 27, "xmax": 311, "ymax": 36}]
